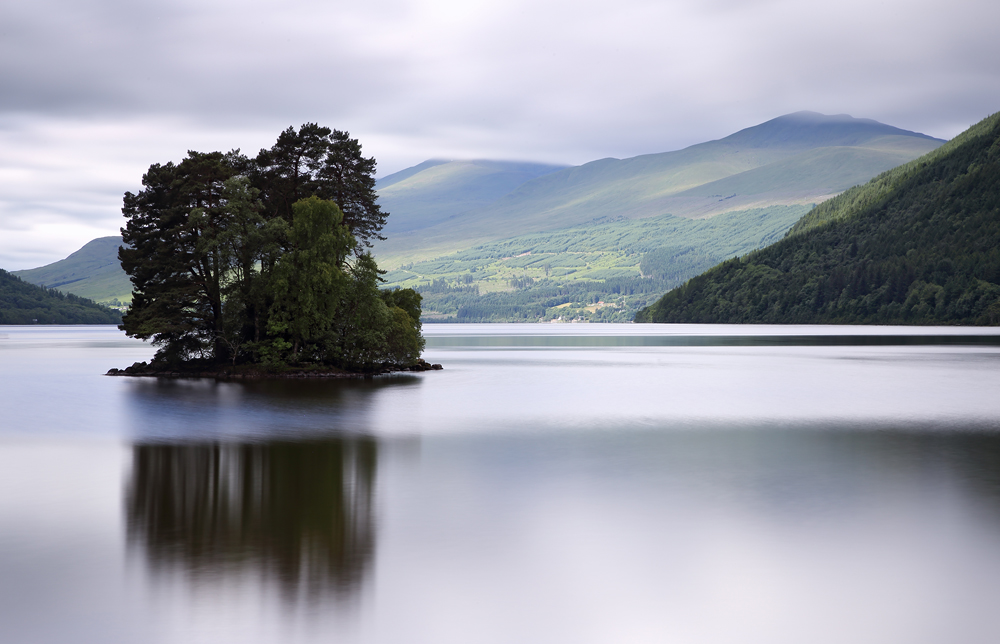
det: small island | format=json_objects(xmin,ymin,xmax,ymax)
[{"xmin": 109, "ymin": 124, "xmax": 439, "ymax": 379}]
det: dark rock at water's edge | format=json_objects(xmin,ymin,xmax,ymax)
[
  {"xmin": 402, "ymin": 360, "xmax": 445, "ymax": 372},
  {"xmin": 107, "ymin": 359, "xmax": 442, "ymax": 380}
]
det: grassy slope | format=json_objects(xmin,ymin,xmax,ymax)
[
  {"xmin": 0, "ymin": 269, "xmax": 121, "ymax": 324},
  {"xmin": 383, "ymin": 205, "xmax": 810, "ymax": 321},
  {"xmin": 635, "ymin": 111, "xmax": 1000, "ymax": 324},
  {"xmin": 377, "ymin": 160, "xmax": 569, "ymax": 235},
  {"xmin": 651, "ymin": 137, "xmax": 939, "ymax": 218},
  {"xmin": 374, "ymin": 113, "xmax": 943, "ymax": 263},
  {"xmin": 376, "ymin": 159, "xmax": 451, "ymax": 188},
  {"xmin": 13, "ymin": 236, "xmax": 132, "ymax": 304}
]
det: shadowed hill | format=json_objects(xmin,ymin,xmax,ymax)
[
  {"xmin": 0, "ymin": 269, "xmax": 122, "ymax": 324},
  {"xmin": 635, "ymin": 112, "xmax": 1000, "ymax": 325}
]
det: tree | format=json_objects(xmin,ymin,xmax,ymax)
[
  {"xmin": 266, "ymin": 197, "xmax": 354, "ymax": 361},
  {"xmin": 210, "ymin": 176, "xmax": 285, "ymax": 361},
  {"xmin": 120, "ymin": 150, "xmax": 243, "ymax": 362},
  {"xmin": 319, "ymin": 130, "xmax": 385, "ymax": 245},
  {"xmin": 253, "ymin": 124, "xmax": 386, "ymax": 247}
]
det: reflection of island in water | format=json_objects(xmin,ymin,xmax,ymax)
[{"xmin": 126, "ymin": 438, "xmax": 377, "ymax": 602}]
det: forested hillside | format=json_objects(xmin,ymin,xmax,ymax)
[
  {"xmin": 0, "ymin": 269, "xmax": 121, "ymax": 324},
  {"xmin": 635, "ymin": 112, "xmax": 1000, "ymax": 325}
]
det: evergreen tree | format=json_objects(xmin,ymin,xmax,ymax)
[
  {"xmin": 253, "ymin": 124, "xmax": 385, "ymax": 247},
  {"xmin": 120, "ymin": 150, "xmax": 243, "ymax": 362}
]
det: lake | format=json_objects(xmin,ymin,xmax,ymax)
[{"xmin": 2, "ymin": 323, "xmax": 1000, "ymax": 643}]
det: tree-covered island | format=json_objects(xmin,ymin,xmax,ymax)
[{"xmin": 110, "ymin": 124, "xmax": 436, "ymax": 378}]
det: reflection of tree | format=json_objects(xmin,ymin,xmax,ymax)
[{"xmin": 126, "ymin": 439, "xmax": 377, "ymax": 601}]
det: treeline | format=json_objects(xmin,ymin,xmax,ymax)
[
  {"xmin": 636, "ymin": 111, "xmax": 1000, "ymax": 324},
  {"xmin": 421, "ymin": 275, "xmax": 676, "ymax": 322},
  {"xmin": 0, "ymin": 269, "xmax": 121, "ymax": 324}
]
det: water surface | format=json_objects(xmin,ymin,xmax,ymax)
[{"xmin": 2, "ymin": 324, "xmax": 1000, "ymax": 643}]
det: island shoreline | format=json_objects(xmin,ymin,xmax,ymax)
[{"xmin": 106, "ymin": 360, "xmax": 442, "ymax": 381}]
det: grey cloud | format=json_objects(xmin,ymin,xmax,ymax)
[
  {"xmin": 1, "ymin": 0, "xmax": 999, "ymax": 268},
  {"xmin": 0, "ymin": 0, "xmax": 411, "ymax": 120}
]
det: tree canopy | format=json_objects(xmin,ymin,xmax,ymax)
[
  {"xmin": 252, "ymin": 124, "xmax": 385, "ymax": 247},
  {"xmin": 119, "ymin": 126, "xmax": 423, "ymax": 372}
]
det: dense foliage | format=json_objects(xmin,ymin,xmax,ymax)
[
  {"xmin": 636, "ymin": 112, "xmax": 1000, "ymax": 325},
  {"xmin": 119, "ymin": 126, "xmax": 423, "ymax": 371},
  {"xmin": 0, "ymin": 269, "xmax": 121, "ymax": 324}
]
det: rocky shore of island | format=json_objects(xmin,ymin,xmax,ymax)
[{"xmin": 107, "ymin": 359, "xmax": 442, "ymax": 380}]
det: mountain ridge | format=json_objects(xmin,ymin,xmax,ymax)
[{"xmin": 374, "ymin": 112, "xmax": 944, "ymax": 262}]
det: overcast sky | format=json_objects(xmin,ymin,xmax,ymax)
[{"xmin": 2, "ymin": 0, "xmax": 998, "ymax": 269}]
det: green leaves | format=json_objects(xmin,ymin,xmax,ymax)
[
  {"xmin": 254, "ymin": 124, "xmax": 385, "ymax": 247},
  {"xmin": 267, "ymin": 197, "xmax": 353, "ymax": 360}
]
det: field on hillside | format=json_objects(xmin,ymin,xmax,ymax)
[{"xmin": 382, "ymin": 205, "xmax": 810, "ymax": 321}]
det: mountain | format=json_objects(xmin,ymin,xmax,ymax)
[
  {"xmin": 15, "ymin": 112, "xmax": 946, "ymax": 322},
  {"xmin": 374, "ymin": 112, "xmax": 944, "ymax": 262},
  {"xmin": 0, "ymin": 269, "xmax": 122, "ymax": 324},
  {"xmin": 376, "ymin": 113, "xmax": 945, "ymax": 321},
  {"xmin": 13, "ymin": 236, "xmax": 132, "ymax": 304},
  {"xmin": 635, "ymin": 111, "xmax": 1000, "ymax": 324}
]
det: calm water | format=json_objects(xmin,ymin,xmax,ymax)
[{"xmin": 3, "ymin": 324, "xmax": 1000, "ymax": 643}]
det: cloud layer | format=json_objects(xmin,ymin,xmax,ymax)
[{"xmin": 2, "ymin": 0, "xmax": 998, "ymax": 268}]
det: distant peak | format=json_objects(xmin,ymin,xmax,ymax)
[
  {"xmin": 376, "ymin": 159, "xmax": 452, "ymax": 189},
  {"xmin": 720, "ymin": 111, "xmax": 942, "ymax": 149}
]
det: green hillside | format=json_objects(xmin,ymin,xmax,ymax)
[
  {"xmin": 374, "ymin": 112, "xmax": 943, "ymax": 263},
  {"xmin": 0, "ymin": 269, "xmax": 122, "ymax": 324},
  {"xmin": 14, "ymin": 236, "xmax": 132, "ymax": 305},
  {"xmin": 382, "ymin": 205, "xmax": 810, "ymax": 321},
  {"xmin": 635, "ymin": 112, "xmax": 1000, "ymax": 325}
]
